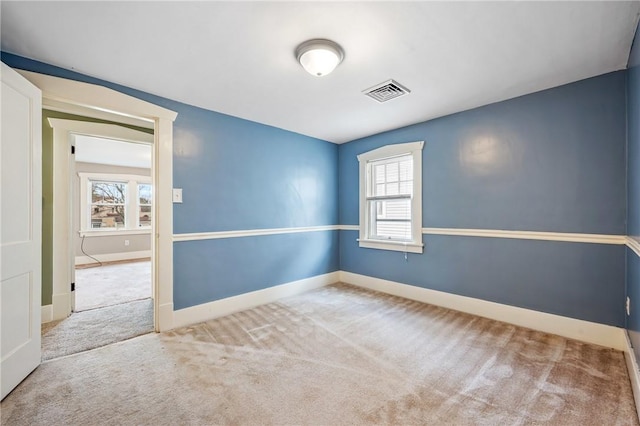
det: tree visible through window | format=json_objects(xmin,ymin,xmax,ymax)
[
  {"xmin": 138, "ymin": 183, "xmax": 152, "ymax": 227},
  {"xmin": 80, "ymin": 173, "xmax": 151, "ymax": 233},
  {"xmin": 91, "ymin": 181, "xmax": 126, "ymax": 229}
]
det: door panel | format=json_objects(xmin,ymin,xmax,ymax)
[
  {"xmin": 1, "ymin": 83, "xmax": 31, "ymax": 242},
  {"xmin": 1, "ymin": 274, "xmax": 32, "ymax": 353},
  {"xmin": 1, "ymin": 62, "xmax": 42, "ymax": 400}
]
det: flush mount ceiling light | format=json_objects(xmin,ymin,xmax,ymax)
[{"xmin": 295, "ymin": 39, "xmax": 344, "ymax": 77}]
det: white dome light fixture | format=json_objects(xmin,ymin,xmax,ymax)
[{"xmin": 295, "ymin": 39, "xmax": 344, "ymax": 77}]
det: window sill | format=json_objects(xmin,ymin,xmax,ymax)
[
  {"xmin": 79, "ymin": 229, "xmax": 152, "ymax": 238},
  {"xmin": 357, "ymin": 238, "xmax": 423, "ymax": 254}
]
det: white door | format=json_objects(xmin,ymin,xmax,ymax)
[{"xmin": 1, "ymin": 62, "xmax": 42, "ymax": 400}]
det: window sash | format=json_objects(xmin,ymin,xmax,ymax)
[
  {"xmin": 368, "ymin": 154, "xmax": 413, "ymax": 199},
  {"xmin": 367, "ymin": 154, "xmax": 413, "ymax": 242},
  {"xmin": 367, "ymin": 197, "xmax": 413, "ymax": 242},
  {"xmin": 89, "ymin": 180, "xmax": 127, "ymax": 229}
]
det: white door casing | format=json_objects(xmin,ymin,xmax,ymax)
[
  {"xmin": 49, "ymin": 120, "xmax": 74, "ymax": 318},
  {"xmin": 1, "ymin": 62, "xmax": 43, "ymax": 400},
  {"xmin": 16, "ymin": 69, "xmax": 177, "ymax": 331}
]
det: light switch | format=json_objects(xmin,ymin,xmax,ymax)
[{"xmin": 173, "ymin": 188, "xmax": 183, "ymax": 203}]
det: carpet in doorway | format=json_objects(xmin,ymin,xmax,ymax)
[
  {"xmin": 41, "ymin": 298, "xmax": 153, "ymax": 361},
  {"xmin": 75, "ymin": 260, "xmax": 151, "ymax": 311}
]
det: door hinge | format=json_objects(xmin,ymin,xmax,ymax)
[
  {"xmin": 71, "ymin": 145, "xmax": 75, "ymax": 154},
  {"xmin": 71, "ymin": 282, "xmax": 75, "ymax": 292}
]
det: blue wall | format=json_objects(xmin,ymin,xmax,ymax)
[
  {"xmin": 1, "ymin": 52, "xmax": 339, "ymax": 310},
  {"xmin": 174, "ymin": 232, "xmax": 338, "ymax": 309},
  {"xmin": 339, "ymin": 71, "xmax": 628, "ymax": 327},
  {"xmin": 2, "ymin": 51, "xmax": 631, "ymax": 327},
  {"xmin": 627, "ymin": 22, "xmax": 640, "ymax": 355},
  {"xmin": 173, "ymin": 107, "xmax": 337, "ymax": 233}
]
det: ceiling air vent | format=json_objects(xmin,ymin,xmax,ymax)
[{"xmin": 363, "ymin": 79, "xmax": 411, "ymax": 103}]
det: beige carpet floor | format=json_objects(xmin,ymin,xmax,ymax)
[
  {"xmin": 75, "ymin": 260, "xmax": 151, "ymax": 311},
  {"xmin": 3, "ymin": 283, "xmax": 637, "ymax": 425},
  {"xmin": 41, "ymin": 298, "xmax": 154, "ymax": 361}
]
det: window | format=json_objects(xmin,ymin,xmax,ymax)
[
  {"xmin": 138, "ymin": 183, "xmax": 152, "ymax": 227},
  {"xmin": 357, "ymin": 141, "xmax": 424, "ymax": 253},
  {"xmin": 90, "ymin": 181, "xmax": 126, "ymax": 229},
  {"xmin": 79, "ymin": 173, "xmax": 152, "ymax": 235}
]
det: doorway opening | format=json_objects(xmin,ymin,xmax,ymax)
[
  {"xmin": 73, "ymin": 134, "xmax": 154, "ymax": 312},
  {"xmin": 16, "ymin": 69, "xmax": 177, "ymax": 337},
  {"xmin": 42, "ymin": 122, "xmax": 156, "ymax": 360}
]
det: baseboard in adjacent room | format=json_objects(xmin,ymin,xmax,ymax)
[
  {"xmin": 339, "ymin": 271, "xmax": 626, "ymax": 351},
  {"xmin": 75, "ymin": 250, "xmax": 151, "ymax": 266},
  {"xmin": 624, "ymin": 333, "xmax": 640, "ymax": 422},
  {"xmin": 173, "ymin": 271, "xmax": 340, "ymax": 329}
]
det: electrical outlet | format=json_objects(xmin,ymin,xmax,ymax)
[
  {"xmin": 124, "ymin": 239, "xmax": 130, "ymax": 246},
  {"xmin": 627, "ymin": 296, "xmax": 631, "ymax": 316}
]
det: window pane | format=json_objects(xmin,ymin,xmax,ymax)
[
  {"xmin": 385, "ymin": 182, "xmax": 399, "ymax": 196},
  {"xmin": 371, "ymin": 155, "xmax": 413, "ymax": 197},
  {"xmin": 375, "ymin": 221, "xmax": 412, "ymax": 240},
  {"xmin": 91, "ymin": 181, "xmax": 125, "ymax": 204},
  {"xmin": 399, "ymin": 159, "xmax": 412, "ymax": 181},
  {"xmin": 372, "ymin": 199, "xmax": 412, "ymax": 240},
  {"xmin": 138, "ymin": 184, "xmax": 152, "ymax": 205},
  {"xmin": 374, "ymin": 164, "xmax": 386, "ymax": 184},
  {"xmin": 91, "ymin": 205, "xmax": 125, "ymax": 229},
  {"xmin": 399, "ymin": 180, "xmax": 412, "ymax": 195},
  {"xmin": 139, "ymin": 205, "xmax": 152, "ymax": 227},
  {"xmin": 380, "ymin": 199, "xmax": 410, "ymax": 220},
  {"xmin": 386, "ymin": 162, "xmax": 399, "ymax": 182}
]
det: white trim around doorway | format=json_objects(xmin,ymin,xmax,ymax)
[{"xmin": 19, "ymin": 70, "xmax": 177, "ymax": 332}]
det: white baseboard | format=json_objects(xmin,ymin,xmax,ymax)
[
  {"xmin": 41, "ymin": 304, "xmax": 53, "ymax": 324},
  {"xmin": 157, "ymin": 302, "xmax": 174, "ymax": 332},
  {"xmin": 339, "ymin": 271, "xmax": 626, "ymax": 351},
  {"xmin": 172, "ymin": 270, "xmax": 625, "ymax": 350},
  {"xmin": 75, "ymin": 250, "xmax": 151, "ymax": 265},
  {"xmin": 623, "ymin": 332, "xmax": 640, "ymax": 422},
  {"xmin": 173, "ymin": 271, "xmax": 340, "ymax": 329},
  {"xmin": 51, "ymin": 293, "xmax": 71, "ymax": 321}
]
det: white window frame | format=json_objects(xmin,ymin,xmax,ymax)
[
  {"xmin": 79, "ymin": 172, "xmax": 152, "ymax": 237},
  {"xmin": 357, "ymin": 141, "xmax": 424, "ymax": 253}
]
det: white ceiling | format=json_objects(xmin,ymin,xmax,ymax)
[
  {"xmin": 2, "ymin": 2, "xmax": 639, "ymax": 144},
  {"xmin": 75, "ymin": 135, "xmax": 151, "ymax": 169}
]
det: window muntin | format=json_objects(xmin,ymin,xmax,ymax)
[{"xmin": 358, "ymin": 141, "xmax": 424, "ymax": 253}]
